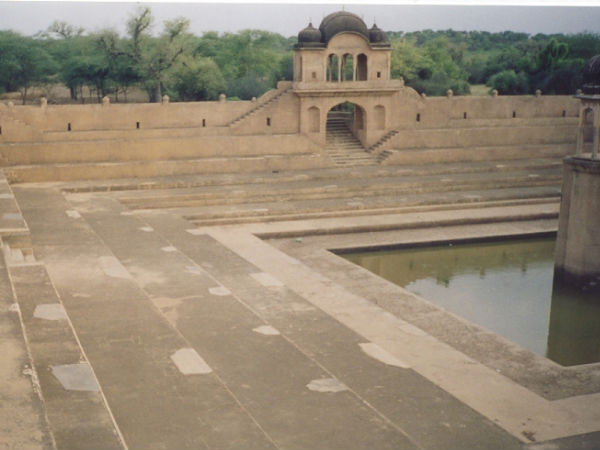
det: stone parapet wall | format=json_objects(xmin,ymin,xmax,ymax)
[
  {"xmin": 409, "ymin": 94, "xmax": 580, "ymax": 127},
  {"xmin": 0, "ymin": 99, "xmax": 254, "ymax": 140}
]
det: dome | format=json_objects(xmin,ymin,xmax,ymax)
[
  {"xmin": 369, "ymin": 24, "xmax": 388, "ymax": 44},
  {"xmin": 582, "ymin": 55, "xmax": 600, "ymax": 95},
  {"xmin": 318, "ymin": 11, "xmax": 369, "ymax": 44},
  {"xmin": 298, "ymin": 22, "xmax": 322, "ymax": 44}
]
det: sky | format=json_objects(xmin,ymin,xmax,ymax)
[{"xmin": 1, "ymin": 1, "xmax": 600, "ymax": 37}]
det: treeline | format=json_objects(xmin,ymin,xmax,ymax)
[
  {"xmin": 389, "ymin": 29, "xmax": 600, "ymax": 96},
  {"xmin": 0, "ymin": 7, "xmax": 294, "ymax": 104},
  {"xmin": 1, "ymin": 7, "xmax": 599, "ymax": 104}
]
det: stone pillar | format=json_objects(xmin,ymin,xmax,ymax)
[
  {"xmin": 594, "ymin": 108, "xmax": 600, "ymax": 160},
  {"xmin": 576, "ymin": 106, "xmax": 586, "ymax": 154},
  {"xmin": 554, "ymin": 155, "xmax": 600, "ymax": 292}
]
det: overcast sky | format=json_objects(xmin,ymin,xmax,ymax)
[{"xmin": 1, "ymin": 1, "xmax": 600, "ymax": 37}]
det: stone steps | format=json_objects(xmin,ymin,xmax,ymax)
[
  {"xmin": 379, "ymin": 143, "xmax": 573, "ymax": 165},
  {"xmin": 326, "ymin": 118, "xmax": 378, "ymax": 167},
  {"xmin": 116, "ymin": 168, "xmax": 561, "ymax": 211},
  {"xmin": 56, "ymin": 157, "xmax": 563, "ymax": 194},
  {"xmin": 179, "ymin": 186, "xmax": 560, "ymax": 227},
  {"xmin": 229, "ymin": 85, "xmax": 292, "ymax": 127},
  {"xmin": 97, "ymin": 158, "xmax": 564, "ymax": 226},
  {"xmin": 0, "ymin": 237, "xmax": 54, "ymax": 450},
  {"xmin": 4, "ymin": 152, "xmax": 328, "ymax": 183}
]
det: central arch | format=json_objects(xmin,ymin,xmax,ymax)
[{"xmin": 326, "ymin": 101, "xmax": 367, "ymax": 146}]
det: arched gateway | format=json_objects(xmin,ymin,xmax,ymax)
[{"xmin": 292, "ymin": 11, "xmax": 403, "ymax": 149}]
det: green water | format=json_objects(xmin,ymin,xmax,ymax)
[{"xmin": 341, "ymin": 237, "xmax": 600, "ymax": 366}]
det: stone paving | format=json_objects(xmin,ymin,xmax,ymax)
[{"xmin": 2, "ymin": 166, "xmax": 600, "ymax": 450}]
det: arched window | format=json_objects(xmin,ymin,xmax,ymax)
[
  {"xmin": 356, "ymin": 54, "xmax": 367, "ymax": 81},
  {"xmin": 327, "ymin": 54, "xmax": 339, "ymax": 82},
  {"xmin": 374, "ymin": 105, "xmax": 385, "ymax": 130},
  {"xmin": 342, "ymin": 54, "xmax": 354, "ymax": 81},
  {"xmin": 308, "ymin": 106, "xmax": 320, "ymax": 133}
]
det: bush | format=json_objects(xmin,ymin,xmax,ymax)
[{"xmin": 486, "ymin": 70, "xmax": 529, "ymax": 95}]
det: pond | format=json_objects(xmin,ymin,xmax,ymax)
[{"xmin": 340, "ymin": 236, "xmax": 600, "ymax": 366}]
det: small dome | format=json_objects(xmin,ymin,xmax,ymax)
[
  {"xmin": 298, "ymin": 22, "xmax": 322, "ymax": 43},
  {"xmin": 582, "ymin": 55, "xmax": 600, "ymax": 95},
  {"xmin": 369, "ymin": 24, "xmax": 387, "ymax": 44},
  {"xmin": 319, "ymin": 11, "xmax": 369, "ymax": 44}
]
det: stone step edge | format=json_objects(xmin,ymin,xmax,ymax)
[
  {"xmin": 190, "ymin": 200, "xmax": 559, "ymax": 231},
  {"xmin": 185, "ymin": 192, "xmax": 560, "ymax": 225},
  {"xmin": 375, "ymin": 143, "xmax": 574, "ymax": 154},
  {"xmin": 0, "ymin": 151, "xmax": 322, "ymax": 168},
  {"xmin": 252, "ymin": 209, "xmax": 559, "ymax": 239},
  {"xmin": 117, "ymin": 175, "xmax": 562, "ymax": 207},
  {"xmin": 57, "ymin": 159, "xmax": 565, "ymax": 194}
]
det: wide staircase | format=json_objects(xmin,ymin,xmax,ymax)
[
  {"xmin": 54, "ymin": 154, "xmax": 564, "ymax": 227},
  {"xmin": 326, "ymin": 113, "xmax": 378, "ymax": 167}
]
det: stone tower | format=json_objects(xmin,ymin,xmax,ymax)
[{"xmin": 553, "ymin": 54, "xmax": 600, "ymax": 292}]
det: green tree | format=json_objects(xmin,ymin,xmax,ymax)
[
  {"xmin": 169, "ymin": 56, "xmax": 225, "ymax": 101},
  {"xmin": 208, "ymin": 29, "xmax": 288, "ymax": 99},
  {"xmin": 487, "ymin": 70, "xmax": 529, "ymax": 95},
  {"xmin": 537, "ymin": 38, "xmax": 569, "ymax": 72},
  {"xmin": 0, "ymin": 31, "xmax": 56, "ymax": 103},
  {"xmin": 127, "ymin": 7, "xmax": 192, "ymax": 102}
]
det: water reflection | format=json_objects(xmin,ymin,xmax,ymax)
[
  {"xmin": 341, "ymin": 237, "xmax": 600, "ymax": 366},
  {"xmin": 547, "ymin": 280, "xmax": 600, "ymax": 366}
]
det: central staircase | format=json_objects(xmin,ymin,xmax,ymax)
[{"xmin": 326, "ymin": 114, "xmax": 378, "ymax": 166}]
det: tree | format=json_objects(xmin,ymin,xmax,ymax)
[
  {"xmin": 45, "ymin": 20, "xmax": 84, "ymax": 39},
  {"xmin": 537, "ymin": 38, "xmax": 569, "ymax": 72},
  {"xmin": 127, "ymin": 7, "xmax": 192, "ymax": 102},
  {"xmin": 95, "ymin": 30, "xmax": 140, "ymax": 101},
  {"xmin": 0, "ymin": 31, "xmax": 56, "ymax": 103},
  {"xmin": 209, "ymin": 30, "xmax": 288, "ymax": 99},
  {"xmin": 169, "ymin": 56, "xmax": 225, "ymax": 101},
  {"xmin": 487, "ymin": 70, "xmax": 529, "ymax": 95}
]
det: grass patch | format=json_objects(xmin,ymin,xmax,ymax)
[{"xmin": 469, "ymin": 84, "xmax": 491, "ymax": 96}]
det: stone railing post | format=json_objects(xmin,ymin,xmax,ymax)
[
  {"xmin": 576, "ymin": 106, "xmax": 586, "ymax": 155},
  {"xmin": 594, "ymin": 107, "xmax": 599, "ymax": 160}
]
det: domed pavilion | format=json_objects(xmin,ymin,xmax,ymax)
[{"xmin": 292, "ymin": 11, "xmax": 406, "ymax": 148}]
